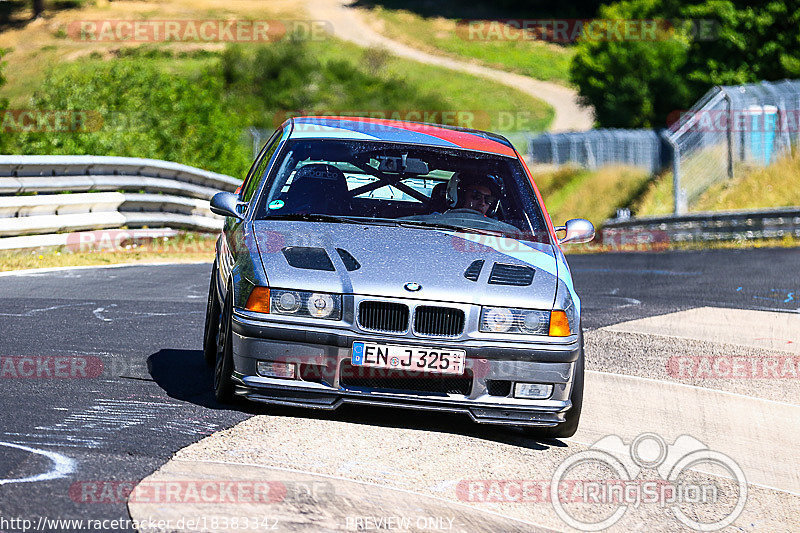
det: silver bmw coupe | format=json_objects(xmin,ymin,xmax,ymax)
[{"xmin": 204, "ymin": 116, "xmax": 594, "ymax": 437}]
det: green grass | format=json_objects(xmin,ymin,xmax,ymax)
[
  {"xmin": 299, "ymin": 40, "xmax": 553, "ymax": 132},
  {"xmin": 0, "ymin": 232, "xmax": 216, "ymax": 272},
  {"xmin": 632, "ymin": 170, "xmax": 674, "ymax": 216},
  {"xmin": 535, "ymin": 165, "xmax": 652, "ymax": 228},
  {"xmin": 566, "ymin": 234, "xmax": 800, "ymax": 254},
  {"xmin": 693, "ymin": 153, "xmax": 800, "ymax": 211},
  {"xmin": 362, "ymin": 7, "xmax": 574, "ymax": 84},
  {"xmin": 635, "ymin": 153, "xmax": 800, "ymax": 217}
]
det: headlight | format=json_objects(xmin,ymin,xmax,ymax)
[
  {"xmin": 482, "ymin": 307, "xmax": 514, "ymax": 332},
  {"xmin": 307, "ymin": 293, "xmax": 336, "ymax": 318},
  {"xmin": 248, "ymin": 288, "xmax": 342, "ymax": 320},
  {"xmin": 480, "ymin": 307, "xmax": 549, "ymax": 335}
]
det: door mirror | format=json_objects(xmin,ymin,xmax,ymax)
[
  {"xmin": 210, "ymin": 192, "xmax": 245, "ymax": 220},
  {"xmin": 556, "ymin": 218, "xmax": 595, "ymax": 244}
]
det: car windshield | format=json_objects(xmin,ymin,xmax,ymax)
[{"xmin": 254, "ymin": 139, "xmax": 551, "ymax": 243}]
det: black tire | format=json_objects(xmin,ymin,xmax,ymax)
[
  {"xmin": 202, "ymin": 263, "xmax": 221, "ymax": 368},
  {"xmin": 213, "ymin": 287, "xmax": 235, "ymax": 403},
  {"xmin": 522, "ymin": 330, "xmax": 584, "ymax": 439}
]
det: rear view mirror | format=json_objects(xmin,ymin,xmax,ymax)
[
  {"xmin": 210, "ymin": 192, "xmax": 245, "ymax": 220},
  {"xmin": 556, "ymin": 218, "xmax": 595, "ymax": 244},
  {"xmin": 377, "ymin": 154, "xmax": 429, "ymax": 175}
]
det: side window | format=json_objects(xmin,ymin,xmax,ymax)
[{"xmin": 240, "ymin": 128, "xmax": 282, "ymax": 203}]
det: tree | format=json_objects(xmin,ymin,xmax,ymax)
[
  {"xmin": 32, "ymin": 0, "xmax": 44, "ymax": 19},
  {"xmin": 569, "ymin": 0, "xmax": 800, "ymax": 128}
]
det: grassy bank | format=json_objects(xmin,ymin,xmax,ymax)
[
  {"xmin": 0, "ymin": 232, "xmax": 217, "ymax": 272},
  {"xmin": 565, "ymin": 234, "xmax": 800, "ymax": 254},
  {"xmin": 360, "ymin": 7, "xmax": 574, "ymax": 84},
  {"xmin": 533, "ymin": 165, "xmax": 652, "ymax": 228},
  {"xmin": 635, "ymin": 153, "xmax": 800, "ymax": 216}
]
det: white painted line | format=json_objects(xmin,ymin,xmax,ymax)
[{"xmin": 0, "ymin": 442, "xmax": 76, "ymax": 485}]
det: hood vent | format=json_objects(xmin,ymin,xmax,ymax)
[
  {"xmin": 488, "ymin": 263, "xmax": 535, "ymax": 286},
  {"xmin": 281, "ymin": 247, "xmax": 335, "ymax": 271},
  {"xmin": 336, "ymin": 248, "xmax": 361, "ymax": 271},
  {"xmin": 464, "ymin": 260, "xmax": 484, "ymax": 282}
]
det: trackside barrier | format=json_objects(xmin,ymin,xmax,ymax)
[
  {"xmin": 0, "ymin": 155, "xmax": 240, "ymax": 250},
  {"xmin": 602, "ymin": 207, "xmax": 800, "ymax": 247}
]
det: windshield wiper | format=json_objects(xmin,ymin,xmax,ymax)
[
  {"xmin": 396, "ymin": 220, "xmax": 504, "ymax": 236},
  {"xmin": 266, "ymin": 213, "xmax": 398, "ymax": 226}
]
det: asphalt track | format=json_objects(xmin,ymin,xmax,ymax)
[{"xmin": 0, "ymin": 247, "xmax": 798, "ymax": 531}]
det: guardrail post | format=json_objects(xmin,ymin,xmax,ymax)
[
  {"xmin": 661, "ymin": 130, "xmax": 686, "ymax": 215},
  {"xmin": 724, "ymin": 90, "xmax": 734, "ymax": 179}
]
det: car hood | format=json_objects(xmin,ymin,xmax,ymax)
[{"xmin": 252, "ymin": 220, "xmax": 558, "ymax": 308}]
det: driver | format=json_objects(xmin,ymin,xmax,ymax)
[{"xmin": 449, "ymin": 173, "xmax": 500, "ymax": 216}]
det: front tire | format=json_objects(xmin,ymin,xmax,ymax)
[
  {"xmin": 203, "ymin": 262, "xmax": 221, "ymax": 368},
  {"xmin": 213, "ymin": 288, "xmax": 235, "ymax": 403}
]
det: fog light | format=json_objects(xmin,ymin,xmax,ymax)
[
  {"xmin": 257, "ymin": 361, "xmax": 296, "ymax": 379},
  {"xmin": 514, "ymin": 383, "xmax": 553, "ymax": 399}
]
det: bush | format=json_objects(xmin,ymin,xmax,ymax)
[
  {"xmin": 221, "ymin": 39, "xmax": 446, "ymax": 127},
  {"xmin": 11, "ymin": 61, "xmax": 252, "ymax": 177}
]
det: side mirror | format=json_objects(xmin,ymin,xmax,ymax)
[
  {"xmin": 210, "ymin": 192, "xmax": 245, "ymax": 220},
  {"xmin": 555, "ymin": 218, "xmax": 595, "ymax": 244}
]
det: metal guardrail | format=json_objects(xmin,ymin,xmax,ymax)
[
  {"xmin": 0, "ymin": 155, "xmax": 240, "ymax": 250},
  {"xmin": 602, "ymin": 207, "xmax": 800, "ymax": 246}
]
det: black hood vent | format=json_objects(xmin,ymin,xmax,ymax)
[
  {"xmin": 488, "ymin": 263, "xmax": 535, "ymax": 286},
  {"xmin": 336, "ymin": 248, "xmax": 361, "ymax": 271},
  {"xmin": 281, "ymin": 247, "xmax": 335, "ymax": 271},
  {"xmin": 464, "ymin": 260, "xmax": 484, "ymax": 281}
]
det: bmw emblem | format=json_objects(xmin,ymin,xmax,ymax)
[{"xmin": 404, "ymin": 282, "xmax": 422, "ymax": 292}]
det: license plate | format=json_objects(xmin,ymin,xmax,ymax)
[{"xmin": 351, "ymin": 341, "xmax": 466, "ymax": 375}]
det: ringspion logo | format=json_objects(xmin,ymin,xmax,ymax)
[{"xmin": 458, "ymin": 433, "xmax": 747, "ymax": 531}]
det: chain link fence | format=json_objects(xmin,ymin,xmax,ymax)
[
  {"xmin": 528, "ymin": 129, "xmax": 666, "ymax": 174},
  {"xmin": 666, "ymin": 80, "xmax": 800, "ymax": 213}
]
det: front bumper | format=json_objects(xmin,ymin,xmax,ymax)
[{"xmin": 230, "ymin": 311, "xmax": 581, "ymax": 428}]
